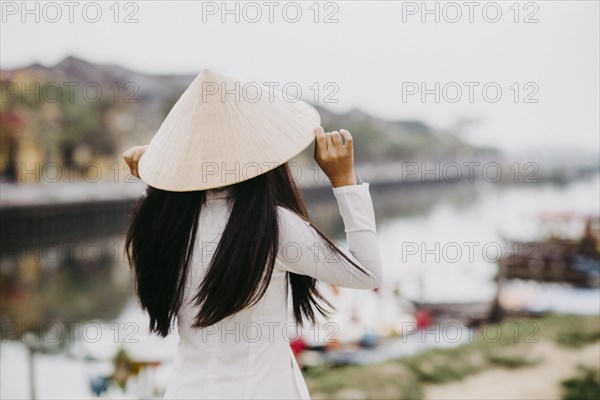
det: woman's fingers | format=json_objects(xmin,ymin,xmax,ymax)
[
  {"xmin": 313, "ymin": 128, "xmax": 356, "ymax": 188},
  {"xmin": 321, "ymin": 129, "xmax": 339, "ymax": 156},
  {"xmin": 314, "ymin": 128, "xmax": 353, "ymax": 160},
  {"xmin": 123, "ymin": 150, "xmax": 135, "ymax": 172},
  {"xmin": 325, "ymin": 131, "xmax": 337, "ymax": 153},
  {"xmin": 340, "ymin": 129, "xmax": 353, "ymax": 152},
  {"xmin": 331, "ymin": 131, "xmax": 343, "ymax": 149},
  {"xmin": 314, "ymin": 127, "xmax": 326, "ymax": 154},
  {"xmin": 132, "ymin": 147, "xmax": 145, "ymax": 177},
  {"xmin": 132, "ymin": 149, "xmax": 142, "ymax": 164},
  {"xmin": 122, "ymin": 145, "xmax": 146, "ymax": 178}
]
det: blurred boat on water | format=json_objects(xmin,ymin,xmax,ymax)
[
  {"xmin": 498, "ymin": 212, "xmax": 600, "ymax": 288},
  {"xmin": 497, "ymin": 212, "xmax": 600, "ymax": 316}
]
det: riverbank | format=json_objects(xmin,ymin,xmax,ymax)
[{"xmin": 304, "ymin": 314, "xmax": 600, "ymax": 400}]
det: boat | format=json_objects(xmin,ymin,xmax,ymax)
[{"xmin": 498, "ymin": 212, "xmax": 600, "ymax": 288}]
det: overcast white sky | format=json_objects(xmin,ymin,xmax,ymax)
[{"xmin": 1, "ymin": 1, "xmax": 598, "ymax": 153}]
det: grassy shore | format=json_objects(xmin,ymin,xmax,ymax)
[{"xmin": 304, "ymin": 314, "xmax": 600, "ymax": 400}]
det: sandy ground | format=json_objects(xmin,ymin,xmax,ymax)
[{"xmin": 425, "ymin": 341, "xmax": 600, "ymax": 400}]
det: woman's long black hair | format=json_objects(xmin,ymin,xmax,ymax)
[{"xmin": 125, "ymin": 163, "xmax": 368, "ymax": 337}]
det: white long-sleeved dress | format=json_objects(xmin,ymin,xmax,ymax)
[{"xmin": 163, "ymin": 182, "xmax": 383, "ymax": 399}]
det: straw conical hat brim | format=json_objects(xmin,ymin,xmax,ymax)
[{"xmin": 138, "ymin": 69, "xmax": 321, "ymax": 192}]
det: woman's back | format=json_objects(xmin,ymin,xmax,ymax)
[{"xmin": 164, "ymin": 182, "xmax": 382, "ymax": 399}]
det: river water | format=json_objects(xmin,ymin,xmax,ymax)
[{"xmin": 1, "ymin": 174, "xmax": 599, "ymax": 399}]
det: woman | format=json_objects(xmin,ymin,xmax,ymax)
[{"xmin": 122, "ymin": 69, "xmax": 383, "ymax": 399}]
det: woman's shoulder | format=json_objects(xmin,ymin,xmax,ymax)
[
  {"xmin": 276, "ymin": 206, "xmax": 314, "ymax": 244},
  {"xmin": 274, "ymin": 206, "xmax": 316, "ymax": 260},
  {"xmin": 276, "ymin": 205, "xmax": 310, "ymax": 226}
]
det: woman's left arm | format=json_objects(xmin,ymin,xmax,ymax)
[{"xmin": 275, "ymin": 182, "xmax": 383, "ymax": 289}]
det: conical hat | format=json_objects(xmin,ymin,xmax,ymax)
[{"xmin": 138, "ymin": 69, "xmax": 321, "ymax": 191}]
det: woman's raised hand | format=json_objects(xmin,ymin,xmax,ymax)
[
  {"xmin": 122, "ymin": 145, "xmax": 147, "ymax": 178},
  {"xmin": 313, "ymin": 127, "xmax": 357, "ymax": 188}
]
